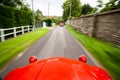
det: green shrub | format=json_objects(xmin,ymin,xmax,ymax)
[
  {"xmin": 43, "ymin": 18, "xmax": 52, "ymax": 26},
  {"xmin": 0, "ymin": 5, "xmax": 32, "ymax": 28},
  {"xmin": 0, "ymin": 5, "xmax": 15, "ymax": 28}
]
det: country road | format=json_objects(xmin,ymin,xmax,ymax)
[{"xmin": 0, "ymin": 26, "xmax": 97, "ymax": 79}]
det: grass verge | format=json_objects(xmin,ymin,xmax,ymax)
[
  {"xmin": 66, "ymin": 24, "xmax": 120, "ymax": 80},
  {"xmin": 0, "ymin": 28, "xmax": 49, "ymax": 68}
]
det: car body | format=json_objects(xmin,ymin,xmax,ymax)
[
  {"xmin": 59, "ymin": 22, "xmax": 65, "ymax": 27},
  {"xmin": 4, "ymin": 56, "xmax": 112, "ymax": 80}
]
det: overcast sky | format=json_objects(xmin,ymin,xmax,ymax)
[{"xmin": 25, "ymin": 0, "xmax": 109, "ymax": 16}]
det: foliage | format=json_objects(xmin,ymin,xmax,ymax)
[
  {"xmin": 20, "ymin": 4, "xmax": 31, "ymax": 11},
  {"xmin": 97, "ymin": 0, "xmax": 103, "ymax": 8},
  {"xmin": 35, "ymin": 9, "xmax": 43, "ymax": 24},
  {"xmin": 62, "ymin": 0, "xmax": 82, "ymax": 21},
  {"xmin": 0, "ymin": 0, "xmax": 23, "ymax": 8},
  {"xmin": 0, "ymin": 5, "xmax": 15, "ymax": 28},
  {"xmin": 62, "ymin": 0, "xmax": 71, "ymax": 21},
  {"xmin": 96, "ymin": 0, "xmax": 120, "ymax": 12},
  {"xmin": 14, "ymin": 9, "xmax": 32, "ymax": 26},
  {"xmin": 81, "ymin": 4, "xmax": 95, "ymax": 15},
  {"xmin": 52, "ymin": 17, "xmax": 63, "ymax": 25},
  {"xmin": 43, "ymin": 18, "xmax": 52, "ymax": 26},
  {"xmin": 0, "ymin": 5, "xmax": 32, "ymax": 28},
  {"xmin": 66, "ymin": 24, "xmax": 120, "ymax": 80},
  {"xmin": 0, "ymin": 28, "xmax": 49, "ymax": 68},
  {"xmin": 1, "ymin": 0, "xmax": 32, "ymax": 12},
  {"xmin": 34, "ymin": 9, "xmax": 43, "ymax": 27},
  {"xmin": 101, "ymin": 0, "xmax": 120, "ymax": 12}
]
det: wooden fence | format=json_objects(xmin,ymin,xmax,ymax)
[{"xmin": 0, "ymin": 26, "xmax": 34, "ymax": 42}]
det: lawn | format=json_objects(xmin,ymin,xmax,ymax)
[
  {"xmin": 0, "ymin": 28, "xmax": 49, "ymax": 68},
  {"xmin": 66, "ymin": 24, "xmax": 120, "ymax": 80}
]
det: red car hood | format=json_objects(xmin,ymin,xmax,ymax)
[{"xmin": 4, "ymin": 57, "xmax": 112, "ymax": 80}]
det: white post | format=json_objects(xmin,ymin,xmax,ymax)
[
  {"xmin": 28, "ymin": 26, "xmax": 30, "ymax": 32},
  {"xmin": 14, "ymin": 27, "xmax": 17, "ymax": 37},
  {"xmin": 32, "ymin": 26, "xmax": 35, "ymax": 31},
  {"xmin": 69, "ymin": 0, "xmax": 72, "ymax": 24},
  {"xmin": 43, "ymin": 22, "xmax": 46, "ymax": 28},
  {"xmin": 1, "ymin": 29, "xmax": 5, "ymax": 41},
  {"xmin": 22, "ymin": 26, "xmax": 24, "ymax": 34},
  {"xmin": 31, "ymin": 0, "xmax": 35, "ymax": 31}
]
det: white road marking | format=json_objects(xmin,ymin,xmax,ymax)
[
  {"xmin": 0, "ymin": 52, "xmax": 24, "ymax": 73},
  {"xmin": 14, "ymin": 53, "xmax": 24, "ymax": 61}
]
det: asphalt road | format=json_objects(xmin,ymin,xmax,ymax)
[{"xmin": 0, "ymin": 26, "xmax": 97, "ymax": 79}]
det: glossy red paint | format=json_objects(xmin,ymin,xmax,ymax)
[
  {"xmin": 29, "ymin": 56, "xmax": 38, "ymax": 63},
  {"xmin": 4, "ymin": 57, "xmax": 112, "ymax": 80},
  {"xmin": 79, "ymin": 55, "xmax": 87, "ymax": 63}
]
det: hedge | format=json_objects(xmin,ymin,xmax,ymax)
[
  {"xmin": 43, "ymin": 18, "xmax": 52, "ymax": 26},
  {"xmin": 0, "ymin": 5, "xmax": 33, "ymax": 28}
]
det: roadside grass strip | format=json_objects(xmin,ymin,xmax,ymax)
[
  {"xmin": 66, "ymin": 24, "xmax": 120, "ymax": 80},
  {"xmin": 0, "ymin": 28, "xmax": 49, "ymax": 68}
]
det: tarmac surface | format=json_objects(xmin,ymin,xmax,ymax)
[{"xmin": 0, "ymin": 26, "xmax": 97, "ymax": 79}]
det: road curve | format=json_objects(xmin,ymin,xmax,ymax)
[{"xmin": 0, "ymin": 26, "xmax": 97, "ymax": 79}]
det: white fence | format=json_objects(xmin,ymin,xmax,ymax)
[{"xmin": 0, "ymin": 26, "xmax": 34, "ymax": 42}]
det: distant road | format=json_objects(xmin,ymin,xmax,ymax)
[{"xmin": 0, "ymin": 26, "xmax": 97, "ymax": 79}]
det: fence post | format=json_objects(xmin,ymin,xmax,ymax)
[
  {"xmin": 28, "ymin": 26, "xmax": 30, "ymax": 32},
  {"xmin": 14, "ymin": 27, "xmax": 17, "ymax": 37},
  {"xmin": 32, "ymin": 25, "xmax": 35, "ymax": 31},
  {"xmin": 1, "ymin": 29, "xmax": 5, "ymax": 41},
  {"xmin": 22, "ymin": 26, "xmax": 24, "ymax": 34}
]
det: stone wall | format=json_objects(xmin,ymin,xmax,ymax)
[{"xmin": 71, "ymin": 9, "xmax": 120, "ymax": 45}]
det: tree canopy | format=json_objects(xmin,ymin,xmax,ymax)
[
  {"xmin": 62, "ymin": 0, "xmax": 82, "ymax": 21},
  {"xmin": 101, "ymin": 0, "xmax": 120, "ymax": 12},
  {"xmin": 0, "ymin": 5, "xmax": 32, "ymax": 28},
  {"xmin": 81, "ymin": 4, "xmax": 96, "ymax": 15},
  {"xmin": 96, "ymin": 0, "xmax": 120, "ymax": 12},
  {"xmin": 97, "ymin": 0, "xmax": 103, "ymax": 8},
  {"xmin": 0, "ymin": 0, "xmax": 44, "ymax": 28},
  {"xmin": 0, "ymin": 0, "xmax": 23, "ymax": 8},
  {"xmin": 35, "ymin": 9, "xmax": 43, "ymax": 24}
]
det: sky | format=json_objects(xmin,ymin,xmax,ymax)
[{"xmin": 24, "ymin": 0, "xmax": 109, "ymax": 16}]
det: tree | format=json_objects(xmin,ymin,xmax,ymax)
[
  {"xmin": 35, "ymin": 10, "xmax": 43, "ymax": 23},
  {"xmin": 101, "ymin": 0, "xmax": 120, "ymax": 12},
  {"xmin": 21, "ymin": 4, "xmax": 31, "ymax": 11},
  {"xmin": 35, "ymin": 9, "xmax": 43, "ymax": 27},
  {"xmin": 62, "ymin": 0, "xmax": 70, "ymax": 21},
  {"xmin": 81, "ymin": 4, "xmax": 94, "ymax": 15},
  {"xmin": 0, "ymin": 5, "xmax": 32, "ymax": 28},
  {"xmin": 97, "ymin": 0, "xmax": 103, "ymax": 8},
  {"xmin": 52, "ymin": 17, "xmax": 63, "ymax": 25},
  {"xmin": 0, "ymin": 0, "xmax": 23, "ymax": 8},
  {"xmin": 43, "ymin": 18, "xmax": 52, "ymax": 27},
  {"xmin": 62, "ymin": 0, "xmax": 82, "ymax": 21}
]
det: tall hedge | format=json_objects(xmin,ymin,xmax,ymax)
[
  {"xmin": 43, "ymin": 18, "xmax": 52, "ymax": 27},
  {"xmin": 0, "ymin": 5, "xmax": 32, "ymax": 28}
]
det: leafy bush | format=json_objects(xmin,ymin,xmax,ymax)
[
  {"xmin": 0, "ymin": 5, "xmax": 32, "ymax": 28},
  {"xmin": 14, "ymin": 9, "xmax": 32, "ymax": 27},
  {"xmin": 43, "ymin": 18, "xmax": 52, "ymax": 26},
  {"xmin": 0, "ymin": 5, "xmax": 15, "ymax": 28}
]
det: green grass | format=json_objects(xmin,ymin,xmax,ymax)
[
  {"xmin": 0, "ymin": 28, "xmax": 49, "ymax": 68},
  {"xmin": 66, "ymin": 24, "xmax": 120, "ymax": 80}
]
